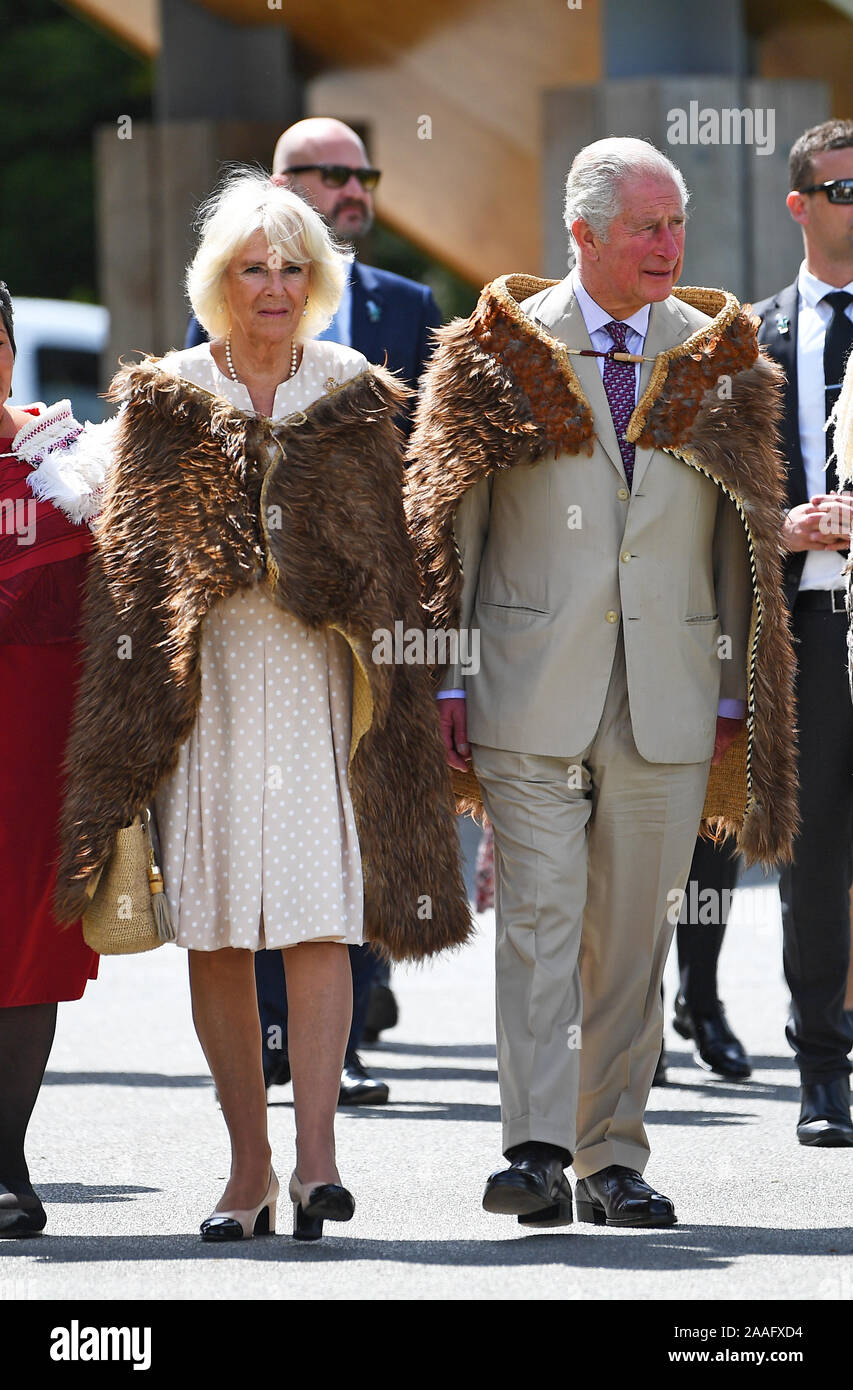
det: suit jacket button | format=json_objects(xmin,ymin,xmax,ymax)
[
  {"xmin": 617, "ymin": 487, "xmax": 629, "ymax": 501},
  {"xmin": 621, "ymin": 550, "xmax": 632, "ymax": 563},
  {"xmin": 605, "ymin": 610, "xmax": 619, "ymax": 624}
]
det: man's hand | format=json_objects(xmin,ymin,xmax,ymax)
[
  {"xmin": 807, "ymin": 492, "xmax": 853, "ymax": 546},
  {"xmin": 438, "ymin": 697, "xmax": 471, "ymax": 771},
  {"xmin": 782, "ymin": 495, "xmax": 853, "ymax": 552},
  {"xmin": 712, "ymin": 715, "xmax": 744, "ymax": 766}
]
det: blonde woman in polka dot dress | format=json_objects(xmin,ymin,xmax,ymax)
[
  {"xmin": 156, "ymin": 174, "xmax": 380, "ymax": 1242},
  {"xmin": 55, "ymin": 169, "xmax": 472, "ymax": 1241},
  {"xmin": 112, "ymin": 171, "xmax": 391, "ymax": 1243}
]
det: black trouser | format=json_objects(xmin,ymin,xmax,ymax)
[
  {"xmin": 676, "ymin": 834, "xmax": 741, "ymax": 1013},
  {"xmin": 780, "ymin": 606, "xmax": 853, "ymax": 1083},
  {"xmin": 254, "ymin": 943, "xmax": 381, "ymax": 1083}
]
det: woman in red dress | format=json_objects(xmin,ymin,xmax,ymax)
[{"xmin": 0, "ymin": 282, "xmax": 102, "ymax": 1237}]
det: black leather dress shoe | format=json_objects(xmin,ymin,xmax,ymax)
[
  {"xmin": 482, "ymin": 1142, "xmax": 573, "ymax": 1227},
  {"xmin": 797, "ymin": 1078, "xmax": 853, "ymax": 1147},
  {"xmin": 575, "ymin": 1165, "xmax": 676, "ymax": 1228},
  {"xmin": 363, "ymin": 983, "xmax": 399, "ymax": 1043},
  {"xmin": 673, "ymin": 996, "xmax": 751, "ymax": 1079},
  {"xmin": 338, "ymin": 1054, "xmax": 390, "ymax": 1106},
  {"xmin": 264, "ymin": 1054, "xmax": 292, "ymax": 1090},
  {"xmin": 0, "ymin": 1184, "xmax": 46, "ymax": 1238}
]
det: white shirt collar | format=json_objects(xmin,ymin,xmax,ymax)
[
  {"xmin": 797, "ymin": 259, "xmax": 853, "ymax": 309},
  {"xmin": 571, "ymin": 268, "xmax": 651, "ymax": 340}
]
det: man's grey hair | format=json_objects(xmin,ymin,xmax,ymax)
[{"xmin": 563, "ymin": 137, "xmax": 689, "ymax": 263}]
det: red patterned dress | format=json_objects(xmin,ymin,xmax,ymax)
[{"xmin": 0, "ymin": 409, "xmax": 98, "ymax": 1005}]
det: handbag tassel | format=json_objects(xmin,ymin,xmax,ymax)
[{"xmin": 148, "ymin": 860, "xmax": 177, "ymax": 942}]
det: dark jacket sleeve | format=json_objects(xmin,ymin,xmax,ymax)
[
  {"xmin": 184, "ymin": 316, "xmax": 209, "ymax": 349},
  {"xmin": 415, "ymin": 288, "xmax": 443, "ymax": 384}
]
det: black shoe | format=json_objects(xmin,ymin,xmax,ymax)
[
  {"xmin": 576, "ymin": 1165, "xmax": 677, "ymax": 1228},
  {"xmin": 673, "ymin": 996, "xmax": 751, "ymax": 1080},
  {"xmin": 264, "ymin": 1054, "xmax": 292, "ymax": 1090},
  {"xmin": 652, "ymin": 1047, "xmax": 667, "ymax": 1086},
  {"xmin": 363, "ymin": 983, "xmax": 399, "ymax": 1043},
  {"xmin": 482, "ymin": 1142, "xmax": 573, "ymax": 1227},
  {"xmin": 338, "ymin": 1054, "xmax": 389, "ymax": 1106},
  {"xmin": 0, "ymin": 1184, "xmax": 46, "ymax": 1238},
  {"xmin": 797, "ymin": 1078, "xmax": 853, "ymax": 1147},
  {"xmin": 290, "ymin": 1174, "xmax": 356, "ymax": 1241},
  {"xmin": 263, "ymin": 1056, "xmax": 294, "ymax": 1089}
]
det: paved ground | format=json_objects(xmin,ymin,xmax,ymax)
[{"xmin": 2, "ymin": 823, "xmax": 851, "ymax": 1302}]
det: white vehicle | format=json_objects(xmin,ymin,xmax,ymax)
[{"xmin": 9, "ymin": 298, "xmax": 110, "ymax": 422}]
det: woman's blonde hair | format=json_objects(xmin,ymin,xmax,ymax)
[
  {"xmin": 833, "ymin": 349, "xmax": 853, "ymax": 488},
  {"xmin": 186, "ymin": 167, "xmax": 351, "ymax": 341}
]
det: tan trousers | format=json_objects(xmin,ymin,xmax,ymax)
[{"xmin": 472, "ymin": 635, "xmax": 712, "ymax": 1178}]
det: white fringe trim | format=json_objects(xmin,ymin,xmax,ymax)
[{"xmin": 15, "ymin": 402, "xmax": 118, "ymax": 526}]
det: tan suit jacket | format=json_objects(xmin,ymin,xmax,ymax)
[{"xmin": 443, "ymin": 276, "xmax": 752, "ymax": 763}]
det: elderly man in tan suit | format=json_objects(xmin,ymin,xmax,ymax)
[{"xmin": 406, "ymin": 137, "xmax": 797, "ymax": 1228}]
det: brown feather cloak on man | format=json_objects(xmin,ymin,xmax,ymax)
[
  {"xmin": 54, "ymin": 358, "xmax": 472, "ymax": 962},
  {"xmin": 404, "ymin": 274, "xmax": 799, "ymax": 868}
]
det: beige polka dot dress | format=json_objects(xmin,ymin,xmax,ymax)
[{"xmin": 152, "ymin": 339, "xmax": 368, "ymax": 952}]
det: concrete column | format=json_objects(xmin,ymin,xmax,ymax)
[
  {"xmin": 157, "ymin": 0, "xmax": 301, "ymax": 123},
  {"xmin": 542, "ymin": 79, "xmax": 828, "ymax": 302},
  {"xmin": 96, "ymin": 119, "xmax": 287, "ymax": 372},
  {"xmin": 745, "ymin": 78, "xmax": 828, "ymax": 303},
  {"xmin": 603, "ymin": 0, "xmax": 747, "ymax": 77},
  {"xmin": 96, "ymin": 1, "xmax": 304, "ymax": 373}
]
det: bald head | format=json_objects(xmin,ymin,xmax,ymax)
[
  {"xmin": 272, "ymin": 118, "xmax": 375, "ymax": 240},
  {"xmin": 273, "ymin": 118, "xmax": 368, "ymax": 175}
]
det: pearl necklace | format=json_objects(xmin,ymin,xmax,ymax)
[{"xmin": 225, "ymin": 334, "xmax": 298, "ymax": 387}]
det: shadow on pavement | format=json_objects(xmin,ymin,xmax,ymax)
[
  {"xmin": 664, "ymin": 1048, "xmax": 799, "ymax": 1075},
  {"xmin": 29, "ymin": 1185, "xmax": 159, "ymax": 1204},
  {"xmin": 645, "ymin": 1109, "xmax": 752, "ymax": 1126},
  {"xmin": 659, "ymin": 1051, "xmax": 800, "ymax": 1102},
  {"xmin": 353, "ymin": 1065, "xmax": 499, "ymax": 1083},
  {"xmin": 364, "ymin": 1042, "xmax": 497, "ymax": 1058},
  {"xmin": 2, "ymin": 1226, "xmax": 849, "ymax": 1272},
  {"xmin": 269, "ymin": 1098, "xmax": 502, "ymax": 1123},
  {"xmin": 43, "ymin": 1072, "xmax": 211, "ymax": 1089}
]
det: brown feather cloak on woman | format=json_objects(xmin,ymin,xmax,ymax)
[{"xmin": 54, "ymin": 358, "xmax": 472, "ymax": 962}]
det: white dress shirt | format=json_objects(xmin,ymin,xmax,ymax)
[
  {"xmin": 571, "ymin": 269, "xmax": 650, "ymax": 398},
  {"xmin": 795, "ymin": 261, "xmax": 853, "ymax": 592}
]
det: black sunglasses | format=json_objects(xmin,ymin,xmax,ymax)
[
  {"xmin": 285, "ymin": 164, "xmax": 381, "ymax": 191},
  {"xmin": 799, "ymin": 177, "xmax": 853, "ymax": 205}
]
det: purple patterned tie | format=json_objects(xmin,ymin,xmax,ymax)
[{"xmin": 603, "ymin": 320, "xmax": 636, "ymax": 488}]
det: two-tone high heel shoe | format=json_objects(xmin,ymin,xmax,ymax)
[
  {"xmin": 200, "ymin": 1169, "xmax": 279, "ymax": 1242},
  {"xmin": 289, "ymin": 1172, "xmax": 355, "ymax": 1241}
]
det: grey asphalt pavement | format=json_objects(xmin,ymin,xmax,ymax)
[{"xmin": 2, "ymin": 825, "xmax": 851, "ymax": 1302}]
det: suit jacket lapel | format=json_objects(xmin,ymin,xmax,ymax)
[
  {"xmin": 631, "ymin": 295, "xmax": 693, "ymax": 491},
  {"xmin": 535, "ymin": 280, "xmax": 626, "ymax": 479},
  {"xmin": 351, "ymin": 262, "xmax": 385, "ymax": 364},
  {"xmin": 759, "ymin": 282, "xmax": 804, "ymax": 505}
]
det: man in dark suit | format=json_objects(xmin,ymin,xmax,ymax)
[
  {"xmin": 188, "ymin": 117, "xmax": 442, "ymax": 1106},
  {"xmin": 674, "ymin": 120, "xmax": 853, "ymax": 1143}
]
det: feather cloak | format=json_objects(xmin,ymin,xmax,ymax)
[
  {"xmin": 404, "ymin": 275, "xmax": 799, "ymax": 868},
  {"xmin": 54, "ymin": 358, "xmax": 473, "ymax": 960}
]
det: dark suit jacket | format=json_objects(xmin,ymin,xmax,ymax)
[
  {"xmin": 752, "ymin": 282, "xmax": 807, "ymax": 607},
  {"xmin": 184, "ymin": 260, "xmax": 442, "ymax": 432}
]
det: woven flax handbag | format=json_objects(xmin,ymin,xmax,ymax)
[{"xmin": 81, "ymin": 809, "xmax": 176, "ymax": 955}]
